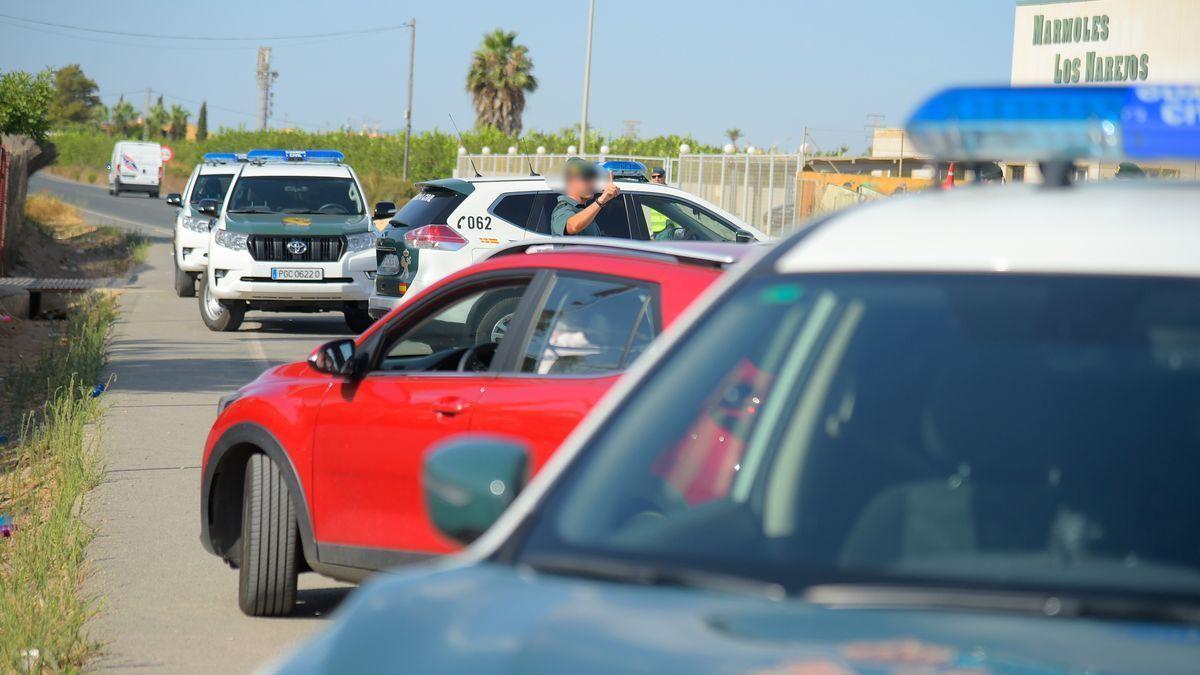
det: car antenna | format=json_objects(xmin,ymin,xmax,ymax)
[
  {"xmin": 514, "ymin": 136, "xmax": 539, "ymax": 176},
  {"xmin": 449, "ymin": 114, "xmax": 482, "ymax": 177}
]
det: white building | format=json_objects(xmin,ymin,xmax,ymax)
[{"xmin": 1010, "ymin": 0, "xmax": 1200, "ymax": 181}]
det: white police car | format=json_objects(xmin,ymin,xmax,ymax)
[
  {"xmin": 368, "ymin": 161, "xmax": 768, "ymax": 318},
  {"xmin": 269, "ymin": 86, "xmax": 1200, "ymax": 675},
  {"xmin": 165, "ymin": 153, "xmax": 243, "ymax": 297},
  {"xmin": 199, "ymin": 149, "xmax": 378, "ymax": 332}
]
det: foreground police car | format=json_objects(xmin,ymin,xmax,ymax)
[
  {"xmin": 272, "ymin": 86, "xmax": 1200, "ymax": 674},
  {"xmin": 200, "ymin": 150, "xmax": 377, "ymax": 332},
  {"xmin": 368, "ymin": 162, "xmax": 767, "ymax": 318},
  {"xmin": 165, "ymin": 153, "xmax": 242, "ymax": 297}
]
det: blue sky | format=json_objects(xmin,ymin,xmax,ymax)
[{"xmin": 0, "ymin": 0, "xmax": 1015, "ymax": 152}]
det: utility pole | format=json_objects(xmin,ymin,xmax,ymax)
[
  {"xmin": 402, "ymin": 18, "xmax": 416, "ymax": 181},
  {"xmin": 256, "ymin": 47, "xmax": 278, "ymax": 131},
  {"xmin": 579, "ymin": 0, "xmax": 595, "ymax": 155},
  {"xmin": 143, "ymin": 88, "xmax": 151, "ymax": 140}
]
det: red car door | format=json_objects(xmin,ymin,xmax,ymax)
[
  {"xmin": 311, "ymin": 277, "xmax": 535, "ymax": 562},
  {"xmin": 471, "ymin": 272, "xmax": 661, "ymax": 471}
]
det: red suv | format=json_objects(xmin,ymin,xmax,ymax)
[{"xmin": 200, "ymin": 239, "xmax": 751, "ymax": 615}]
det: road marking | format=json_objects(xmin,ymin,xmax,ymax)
[
  {"xmin": 246, "ymin": 332, "xmax": 272, "ymax": 370},
  {"xmin": 77, "ymin": 205, "xmax": 165, "ymax": 232}
]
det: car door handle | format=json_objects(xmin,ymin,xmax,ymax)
[{"xmin": 432, "ymin": 397, "xmax": 470, "ymax": 416}]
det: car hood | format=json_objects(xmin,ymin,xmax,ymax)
[
  {"xmin": 273, "ymin": 563, "xmax": 1200, "ymax": 674},
  {"xmin": 223, "ymin": 212, "xmax": 370, "ymax": 236}
]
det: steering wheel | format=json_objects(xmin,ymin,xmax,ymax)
[
  {"xmin": 316, "ymin": 203, "xmax": 348, "ymax": 214},
  {"xmin": 457, "ymin": 342, "xmax": 499, "ymax": 372}
]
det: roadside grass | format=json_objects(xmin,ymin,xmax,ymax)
[
  {"xmin": 21, "ymin": 192, "xmax": 148, "ymax": 278},
  {"xmin": 0, "ymin": 292, "xmax": 117, "ymax": 673}
]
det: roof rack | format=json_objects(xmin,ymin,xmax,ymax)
[{"xmin": 485, "ymin": 237, "xmax": 757, "ymax": 269}]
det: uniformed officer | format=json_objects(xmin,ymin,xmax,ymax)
[{"xmin": 551, "ymin": 157, "xmax": 620, "ymax": 236}]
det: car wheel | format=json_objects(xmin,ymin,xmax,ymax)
[
  {"xmin": 113, "ymin": 179, "xmax": 122, "ymax": 197},
  {"xmin": 151, "ymin": 191, "xmax": 160, "ymax": 199},
  {"xmin": 199, "ymin": 276, "xmax": 245, "ymax": 332},
  {"xmin": 238, "ymin": 454, "xmax": 299, "ymax": 617},
  {"xmin": 473, "ymin": 297, "xmax": 519, "ymax": 344},
  {"xmin": 174, "ymin": 259, "xmax": 196, "ymax": 297},
  {"xmin": 343, "ymin": 307, "xmax": 375, "ymax": 334}
]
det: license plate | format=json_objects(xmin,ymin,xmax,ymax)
[{"xmin": 271, "ymin": 268, "xmax": 323, "ymax": 281}]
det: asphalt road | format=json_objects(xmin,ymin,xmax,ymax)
[{"xmin": 29, "ymin": 173, "xmax": 354, "ymax": 673}]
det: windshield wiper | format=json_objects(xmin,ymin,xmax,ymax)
[
  {"xmin": 227, "ymin": 207, "xmax": 274, "ymax": 214},
  {"xmin": 804, "ymin": 584, "xmax": 1200, "ymax": 624},
  {"xmin": 522, "ymin": 553, "xmax": 785, "ymax": 600}
]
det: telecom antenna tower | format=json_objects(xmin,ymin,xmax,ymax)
[{"xmin": 256, "ymin": 47, "xmax": 279, "ymax": 131}]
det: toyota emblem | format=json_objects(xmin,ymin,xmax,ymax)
[{"xmin": 287, "ymin": 239, "xmax": 308, "ymax": 255}]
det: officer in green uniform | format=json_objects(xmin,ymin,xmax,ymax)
[{"xmin": 551, "ymin": 157, "xmax": 620, "ymax": 236}]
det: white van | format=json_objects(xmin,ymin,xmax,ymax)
[{"xmin": 108, "ymin": 141, "xmax": 163, "ymax": 198}]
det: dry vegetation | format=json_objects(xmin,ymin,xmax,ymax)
[{"xmin": 0, "ymin": 191, "xmax": 140, "ymax": 672}]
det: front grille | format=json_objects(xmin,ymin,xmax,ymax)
[{"xmin": 247, "ymin": 235, "xmax": 346, "ymax": 262}]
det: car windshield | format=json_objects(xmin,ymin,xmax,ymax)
[
  {"xmin": 189, "ymin": 174, "xmax": 233, "ymax": 206},
  {"xmin": 226, "ymin": 176, "xmax": 364, "ymax": 215},
  {"xmin": 519, "ymin": 274, "xmax": 1200, "ymax": 602}
]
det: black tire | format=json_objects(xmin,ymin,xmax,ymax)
[
  {"xmin": 343, "ymin": 307, "xmax": 375, "ymax": 334},
  {"xmin": 150, "ymin": 190, "xmax": 160, "ymax": 199},
  {"xmin": 199, "ymin": 276, "xmax": 245, "ymax": 332},
  {"xmin": 238, "ymin": 454, "xmax": 299, "ymax": 617},
  {"xmin": 173, "ymin": 259, "xmax": 196, "ymax": 297},
  {"xmin": 472, "ymin": 297, "xmax": 519, "ymax": 344},
  {"xmin": 113, "ymin": 179, "xmax": 121, "ymax": 197}
]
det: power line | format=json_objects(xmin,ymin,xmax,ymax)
[
  {"xmin": 0, "ymin": 18, "xmax": 391, "ymax": 51},
  {"xmin": 0, "ymin": 12, "xmax": 410, "ymax": 42}
]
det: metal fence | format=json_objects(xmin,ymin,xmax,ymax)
[
  {"xmin": 454, "ymin": 151, "xmax": 890, "ymax": 239},
  {"xmin": 456, "ymin": 153, "xmax": 676, "ymax": 183}
]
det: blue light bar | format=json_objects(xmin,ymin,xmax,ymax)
[
  {"xmin": 597, "ymin": 160, "xmax": 648, "ymax": 178},
  {"xmin": 304, "ymin": 149, "xmax": 345, "ymax": 163},
  {"xmin": 244, "ymin": 149, "xmax": 346, "ymax": 164},
  {"xmin": 906, "ymin": 85, "xmax": 1200, "ymax": 161},
  {"xmin": 246, "ymin": 149, "xmax": 289, "ymax": 162},
  {"xmin": 202, "ymin": 152, "xmax": 242, "ymax": 164}
]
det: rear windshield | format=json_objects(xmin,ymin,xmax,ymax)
[
  {"xmin": 390, "ymin": 188, "xmax": 465, "ymax": 229},
  {"xmin": 189, "ymin": 174, "xmax": 233, "ymax": 205},
  {"xmin": 227, "ymin": 176, "xmax": 364, "ymax": 215}
]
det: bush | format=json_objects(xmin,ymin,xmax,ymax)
[
  {"xmin": 51, "ymin": 127, "xmax": 721, "ymax": 201},
  {"xmin": 0, "ymin": 69, "xmax": 54, "ymax": 144}
]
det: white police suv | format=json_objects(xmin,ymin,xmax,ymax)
[
  {"xmin": 269, "ymin": 86, "xmax": 1200, "ymax": 675},
  {"xmin": 368, "ymin": 161, "xmax": 768, "ymax": 318},
  {"xmin": 199, "ymin": 149, "xmax": 378, "ymax": 332},
  {"xmin": 165, "ymin": 153, "xmax": 243, "ymax": 297}
]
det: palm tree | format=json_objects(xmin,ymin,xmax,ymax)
[
  {"xmin": 110, "ymin": 96, "xmax": 138, "ymax": 137},
  {"xmin": 725, "ymin": 128, "xmax": 743, "ymax": 148},
  {"xmin": 466, "ymin": 29, "xmax": 537, "ymax": 135},
  {"xmin": 168, "ymin": 104, "xmax": 190, "ymax": 141}
]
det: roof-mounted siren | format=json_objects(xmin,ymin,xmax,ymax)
[
  {"xmin": 905, "ymin": 85, "xmax": 1200, "ymax": 186},
  {"xmin": 597, "ymin": 160, "xmax": 649, "ymax": 183}
]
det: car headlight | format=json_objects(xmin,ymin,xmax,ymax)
[
  {"xmin": 378, "ymin": 253, "xmax": 400, "ymax": 276},
  {"xmin": 345, "ymin": 232, "xmax": 376, "ymax": 253},
  {"xmin": 181, "ymin": 215, "xmax": 212, "ymax": 233},
  {"xmin": 214, "ymin": 229, "xmax": 248, "ymax": 251}
]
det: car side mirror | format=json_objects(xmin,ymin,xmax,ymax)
[
  {"xmin": 423, "ymin": 437, "xmax": 530, "ymax": 545},
  {"xmin": 198, "ymin": 199, "xmax": 220, "ymax": 217},
  {"xmin": 307, "ymin": 338, "xmax": 364, "ymax": 377},
  {"xmin": 373, "ymin": 201, "xmax": 397, "ymax": 220},
  {"xmin": 165, "ymin": 193, "xmax": 183, "ymax": 207},
  {"xmin": 735, "ymin": 231, "xmax": 755, "ymax": 243}
]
